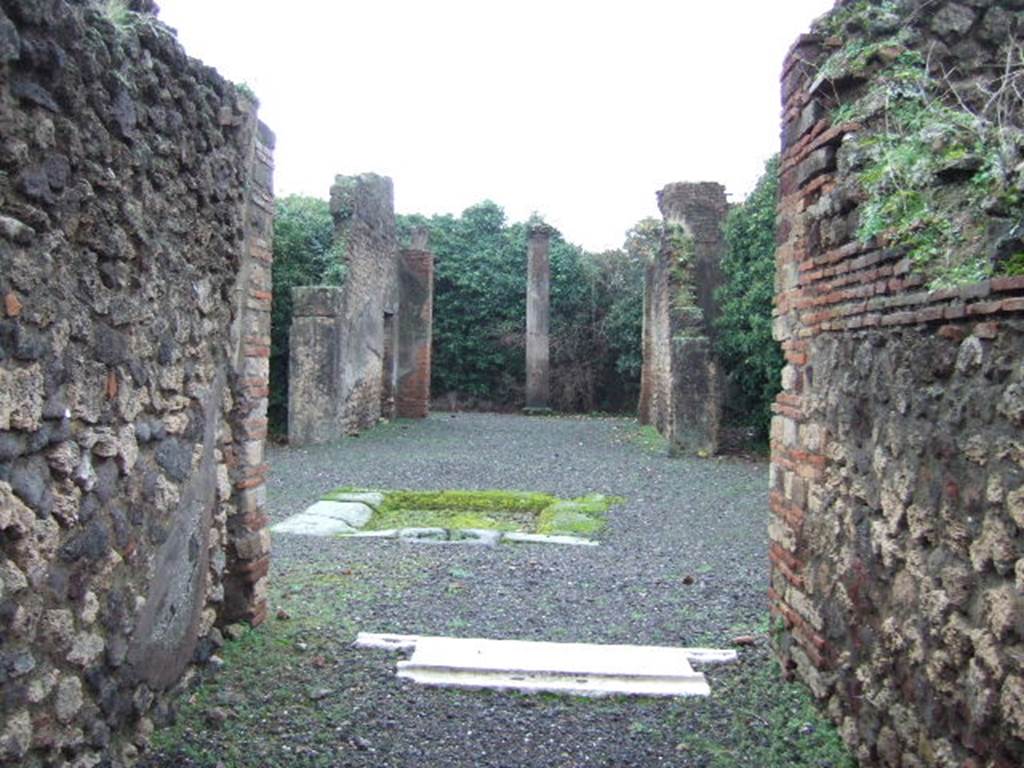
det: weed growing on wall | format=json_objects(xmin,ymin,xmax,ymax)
[{"xmin": 816, "ymin": 14, "xmax": 1024, "ymax": 287}]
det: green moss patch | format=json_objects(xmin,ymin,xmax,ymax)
[{"xmin": 323, "ymin": 487, "xmax": 621, "ymax": 538}]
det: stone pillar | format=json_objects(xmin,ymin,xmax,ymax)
[
  {"xmin": 330, "ymin": 173, "xmax": 398, "ymax": 433},
  {"xmin": 223, "ymin": 113, "xmax": 275, "ymax": 627},
  {"xmin": 396, "ymin": 228, "xmax": 434, "ymax": 418},
  {"xmin": 286, "ymin": 287, "xmax": 344, "ymax": 446},
  {"xmin": 639, "ymin": 182, "xmax": 728, "ymax": 455},
  {"xmin": 525, "ymin": 224, "xmax": 553, "ymax": 412}
]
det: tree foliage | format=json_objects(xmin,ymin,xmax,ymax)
[
  {"xmin": 715, "ymin": 156, "xmax": 783, "ymax": 440},
  {"xmin": 268, "ymin": 196, "xmax": 644, "ymax": 430},
  {"xmin": 397, "ymin": 202, "xmax": 643, "ymax": 412}
]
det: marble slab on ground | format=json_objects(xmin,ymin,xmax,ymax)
[
  {"xmin": 353, "ymin": 634, "xmax": 738, "ymax": 697},
  {"xmin": 271, "ymin": 500, "xmax": 372, "ymax": 537}
]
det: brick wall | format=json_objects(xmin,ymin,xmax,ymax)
[
  {"xmin": 772, "ymin": 2, "xmax": 1024, "ymax": 764},
  {"xmin": 396, "ymin": 246, "xmax": 434, "ymax": 419}
]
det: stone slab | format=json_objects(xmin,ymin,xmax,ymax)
[
  {"xmin": 398, "ymin": 527, "xmax": 447, "ymax": 541},
  {"xmin": 342, "ymin": 529, "xmax": 399, "ymax": 539},
  {"xmin": 271, "ymin": 515, "xmax": 355, "ymax": 537},
  {"xmin": 392, "ymin": 636, "xmax": 716, "ymax": 697},
  {"xmin": 354, "ymin": 633, "xmax": 739, "ymax": 667},
  {"xmin": 326, "ymin": 492, "xmax": 385, "ymax": 510},
  {"xmin": 501, "ymin": 532, "xmax": 598, "ymax": 547},
  {"xmin": 450, "ymin": 529, "xmax": 503, "ymax": 546},
  {"xmin": 304, "ymin": 500, "xmax": 372, "ymax": 528}
]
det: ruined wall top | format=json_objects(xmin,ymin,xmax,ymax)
[
  {"xmin": 409, "ymin": 226, "xmax": 430, "ymax": 252},
  {"xmin": 656, "ymin": 182, "xmax": 729, "ymax": 243}
]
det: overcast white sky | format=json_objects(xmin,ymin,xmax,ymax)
[{"xmin": 157, "ymin": 0, "xmax": 834, "ymax": 251}]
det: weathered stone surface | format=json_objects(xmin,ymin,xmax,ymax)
[
  {"xmin": 0, "ymin": 3, "xmax": 273, "ymax": 764},
  {"xmin": 333, "ymin": 174, "xmax": 399, "ymax": 433},
  {"xmin": 398, "ymin": 527, "xmax": 447, "ymax": 541},
  {"xmin": 396, "ymin": 238, "xmax": 434, "ymax": 419},
  {"xmin": 639, "ymin": 182, "xmax": 726, "ymax": 455},
  {"xmin": 287, "ymin": 286, "xmax": 343, "ymax": 446},
  {"xmin": 271, "ymin": 514, "xmax": 356, "ymax": 537},
  {"xmin": 289, "ymin": 174, "xmax": 405, "ymax": 444},
  {"xmin": 526, "ymin": 224, "xmax": 552, "ymax": 410},
  {"xmin": 771, "ymin": 3, "xmax": 1024, "ymax": 765},
  {"xmin": 303, "ymin": 500, "xmax": 372, "ymax": 528},
  {"xmin": 328, "ymin": 491, "xmax": 385, "ymax": 510}
]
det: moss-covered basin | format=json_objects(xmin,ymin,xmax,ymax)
[{"xmin": 322, "ymin": 488, "xmax": 620, "ymax": 538}]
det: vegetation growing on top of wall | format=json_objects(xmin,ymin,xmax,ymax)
[
  {"xmin": 666, "ymin": 226, "xmax": 702, "ymax": 329},
  {"xmin": 814, "ymin": 5, "xmax": 1024, "ymax": 287},
  {"xmin": 715, "ymin": 157, "xmax": 783, "ymax": 441}
]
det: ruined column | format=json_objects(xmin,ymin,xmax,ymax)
[
  {"xmin": 330, "ymin": 173, "xmax": 398, "ymax": 433},
  {"xmin": 640, "ymin": 182, "xmax": 728, "ymax": 455},
  {"xmin": 396, "ymin": 228, "xmax": 434, "ymax": 418},
  {"xmin": 525, "ymin": 224, "xmax": 553, "ymax": 412},
  {"xmin": 287, "ymin": 287, "xmax": 344, "ymax": 446}
]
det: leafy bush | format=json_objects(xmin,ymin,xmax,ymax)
[
  {"xmin": 715, "ymin": 157, "xmax": 784, "ymax": 441},
  {"xmin": 397, "ymin": 202, "xmax": 643, "ymax": 412}
]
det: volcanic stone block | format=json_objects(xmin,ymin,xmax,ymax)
[
  {"xmin": 288, "ymin": 287, "xmax": 343, "ymax": 446},
  {"xmin": 526, "ymin": 224, "xmax": 553, "ymax": 411}
]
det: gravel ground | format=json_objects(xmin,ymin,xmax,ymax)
[{"xmin": 145, "ymin": 414, "xmax": 852, "ymax": 768}]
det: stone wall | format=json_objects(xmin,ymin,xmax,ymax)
[
  {"xmin": 638, "ymin": 182, "xmax": 727, "ymax": 455},
  {"xmin": 331, "ymin": 173, "xmax": 398, "ymax": 434},
  {"xmin": 288, "ymin": 177, "xmax": 436, "ymax": 444},
  {"xmin": 0, "ymin": 2, "xmax": 272, "ymax": 764},
  {"xmin": 287, "ymin": 287, "xmax": 344, "ymax": 447},
  {"xmin": 525, "ymin": 224, "xmax": 552, "ymax": 411},
  {"xmin": 771, "ymin": 2, "xmax": 1024, "ymax": 765}
]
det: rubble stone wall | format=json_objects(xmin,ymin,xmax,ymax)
[
  {"xmin": 329, "ymin": 173, "xmax": 398, "ymax": 435},
  {"xmin": 639, "ymin": 182, "xmax": 727, "ymax": 455},
  {"xmin": 0, "ymin": 2, "xmax": 272, "ymax": 764},
  {"xmin": 772, "ymin": 2, "xmax": 1024, "ymax": 765}
]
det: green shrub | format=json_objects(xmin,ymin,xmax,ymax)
[{"xmin": 715, "ymin": 156, "xmax": 783, "ymax": 441}]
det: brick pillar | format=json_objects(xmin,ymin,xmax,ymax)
[
  {"xmin": 287, "ymin": 287, "xmax": 344, "ymax": 445},
  {"xmin": 525, "ymin": 224, "xmax": 552, "ymax": 411},
  {"xmin": 396, "ymin": 229, "xmax": 434, "ymax": 418},
  {"xmin": 223, "ymin": 114, "xmax": 275, "ymax": 627}
]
